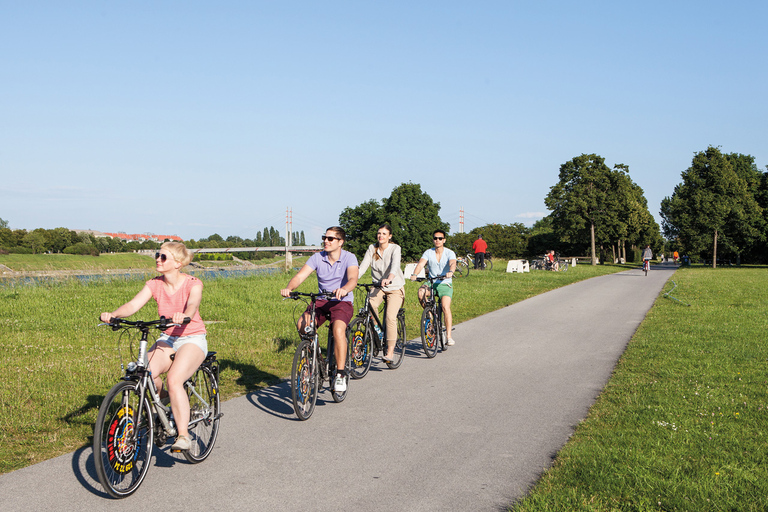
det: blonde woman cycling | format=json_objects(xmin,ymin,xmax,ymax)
[{"xmin": 100, "ymin": 242, "xmax": 207, "ymax": 453}]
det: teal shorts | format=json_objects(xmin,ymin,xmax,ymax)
[{"xmin": 432, "ymin": 282, "xmax": 453, "ymax": 299}]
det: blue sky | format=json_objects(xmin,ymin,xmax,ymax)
[{"xmin": 2, "ymin": 1, "xmax": 766, "ymax": 243}]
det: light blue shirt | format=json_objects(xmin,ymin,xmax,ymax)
[{"xmin": 420, "ymin": 247, "xmax": 456, "ymax": 285}]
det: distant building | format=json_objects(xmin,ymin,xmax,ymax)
[{"xmin": 76, "ymin": 230, "xmax": 183, "ymax": 242}]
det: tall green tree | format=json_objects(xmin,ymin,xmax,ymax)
[
  {"xmin": 23, "ymin": 229, "xmax": 48, "ymax": 254},
  {"xmin": 660, "ymin": 146, "xmax": 763, "ymax": 267},
  {"xmin": 338, "ymin": 199, "xmax": 383, "ymax": 257},
  {"xmin": 0, "ymin": 217, "xmax": 8, "ymax": 229},
  {"xmin": 545, "ymin": 154, "xmax": 614, "ymax": 265},
  {"xmin": 339, "ymin": 183, "xmax": 448, "ymax": 261},
  {"xmin": 382, "ymin": 183, "xmax": 449, "ymax": 261}
]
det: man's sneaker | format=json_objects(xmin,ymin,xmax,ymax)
[
  {"xmin": 446, "ymin": 338, "xmax": 456, "ymax": 346},
  {"xmin": 334, "ymin": 373, "xmax": 347, "ymax": 393},
  {"xmin": 171, "ymin": 434, "xmax": 191, "ymax": 452}
]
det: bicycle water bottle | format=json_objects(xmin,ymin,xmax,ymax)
[{"xmin": 373, "ymin": 324, "xmax": 384, "ymax": 341}]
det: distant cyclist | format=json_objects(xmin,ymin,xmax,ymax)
[{"xmin": 642, "ymin": 245, "xmax": 653, "ymax": 269}]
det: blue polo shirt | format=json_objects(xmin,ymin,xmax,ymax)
[{"xmin": 306, "ymin": 250, "xmax": 359, "ymax": 302}]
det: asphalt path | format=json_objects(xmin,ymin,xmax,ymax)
[{"xmin": 0, "ymin": 262, "xmax": 676, "ymax": 511}]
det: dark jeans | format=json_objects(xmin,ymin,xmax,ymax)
[{"xmin": 474, "ymin": 252, "xmax": 485, "ymax": 269}]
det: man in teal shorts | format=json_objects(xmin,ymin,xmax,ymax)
[{"xmin": 410, "ymin": 229, "xmax": 457, "ymax": 345}]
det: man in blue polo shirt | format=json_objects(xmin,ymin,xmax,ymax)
[{"xmin": 281, "ymin": 226, "xmax": 359, "ymax": 392}]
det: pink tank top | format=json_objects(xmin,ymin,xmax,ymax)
[{"xmin": 146, "ymin": 275, "xmax": 207, "ymax": 336}]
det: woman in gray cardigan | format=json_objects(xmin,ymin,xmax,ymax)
[{"xmin": 358, "ymin": 223, "xmax": 405, "ymax": 363}]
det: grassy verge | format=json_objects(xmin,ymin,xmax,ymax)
[
  {"xmin": 0, "ymin": 253, "xmax": 305, "ymax": 272},
  {"xmin": 512, "ymin": 267, "xmax": 768, "ymax": 511},
  {"xmin": 0, "ymin": 260, "xmax": 623, "ymax": 474},
  {"xmin": 0, "ymin": 253, "xmax": 156, "ymax": 272}
]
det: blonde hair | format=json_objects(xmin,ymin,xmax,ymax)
[{"xmin": 160, "ymin": 241, "xmax": 193, "ymax": 267}]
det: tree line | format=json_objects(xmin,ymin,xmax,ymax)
[
  {"xmin": 5, "ymin": 146, "xmax": 763, "ymax": 268},
  {"xmin": 338, "ymin": 180, "xmax": 660, "ymax": 265},
  {"xmin": 0, "ymin": 221, "xmax": 300, "ymax": 262}
]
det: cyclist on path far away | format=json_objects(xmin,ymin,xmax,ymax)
[{"xmin": 643, "ymin": 245, "xmax": 653, "ymax": 267}]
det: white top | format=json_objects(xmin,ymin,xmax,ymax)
[{"xmin": 358, "ymin": 243, "xmax": 405, "ymax": 292}]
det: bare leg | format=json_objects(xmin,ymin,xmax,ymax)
[{"xmin": 166, "ymin": 344, "xmax": 206, "ymax": 439}]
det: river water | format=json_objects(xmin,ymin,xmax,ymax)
[{"xmin": 0, "ymin": 266, "xmax": 281, "ymax": 287}]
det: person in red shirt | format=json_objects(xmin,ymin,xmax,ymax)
[
  {"xmin": 100, "ymin": 242, "xmax": 207, "ymax": 453},
  {"xmin": 472, "ymin": 235, "xmax": 488, "ymax": 270}
]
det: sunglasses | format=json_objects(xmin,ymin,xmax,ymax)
[
  {"xmin": 322, "ymin": 235, "xmax": 341, "ymax": 242},
  {"xmin": 155, "ymin": 252, "xmax": 169, "ymax": 262},
  {"xmin": 433, "ymin": 236, "xmax": 445, "ymax": 240}
]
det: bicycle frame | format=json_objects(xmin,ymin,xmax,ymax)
[
  {"xmin": 417, "ymin": 275, "xmax": 446, "ymax": 356},
  {"xmin": 287, "ymin": 291, "xmax": 348, "ymax": 420},
  {"xmin": 110, "ymin": 320, "xmax": 219, "ymax": 443},
  {"xmin": 355, "ymin": 283, "xmax": 387, "ymax": 352},
  {"xmin": 95, "ymin": 317, "xmax": 221, "ymax": 498}
]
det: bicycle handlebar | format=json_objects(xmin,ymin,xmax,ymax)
[
  {"xmin": 414, "ymin": 274, "xmax": 448, "ymax": 283},
  {"xmin": 356, "ymin": 282, "xmax": 383, "ymax": 290},
  {"xmin": 99, "ymin": 316, "xmax": 191, "ymax": 331},
  {"xmin": 286, "ymin": 290, "xmax": 335, "ymax": 300}
]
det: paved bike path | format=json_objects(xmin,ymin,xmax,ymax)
[{"xmin": 0, "ymin": 263, "xmax": 676, "ymax": 511}]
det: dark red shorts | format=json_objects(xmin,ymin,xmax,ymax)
[{"xmin": 310, "ymin": 300, "xmax": 353, "ymax": 327}]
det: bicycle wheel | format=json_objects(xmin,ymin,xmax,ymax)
[
  {"xmin": 386, "ymin": 311, "xmax": 406, "ymax": 369},
  {"xmin": 455, "ymin": 259, "xmax": 469, "ymax": 278},
  {"xmin": 291, "ymin": 339, "xmax": 318, "ymax": 420},
  {"xmin": 93, "ymin": 380, "xmax": 154, "ymax": 498},
  {"xmin": 420, "ymin": 307, "xmax": 438, "ymax": 358},
  {"xmin": 558, "ymin": 260, "xmax": 568, "ymax": 272},
  {"xmin": 347, "ymin": 317, "xmax": 372, "ymax": 379},
  {"xmin": 484, "ymin": 258, "xmax": 493, "ymax": 271},
  {"xmin": 328, "ymin": 329, "xmax": 349, "ymax": 403},
  {"xmin": 183, "ymin": 365, "xmax": 221, "ymax": 463}
]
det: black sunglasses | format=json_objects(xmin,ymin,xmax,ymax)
[
  {"xmin": 155, "ymin": 252, "xmax": 168, "ymax": 262},
  {"xmin": 322, "ymin": 236, "xmax": 341, "ymax": 242},
  {"xmin": 433, "ymin": 236, "xmax": 445, "ymax": 240}
]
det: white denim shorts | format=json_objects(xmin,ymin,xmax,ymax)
[{"xmin": 155, "ymin": 333, "xmax": 208, "ymax": 356}]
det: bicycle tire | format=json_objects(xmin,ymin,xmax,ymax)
[
  {"xmin": 420, "ymin": 307, "xmax": 438, "ymax": 358},
  {"xmin": 438, "ymin": 308, "xmax": 447, "ymax": 352},
  {"xmin": 558, "ymin": 260, "xmax": 568, "ymax": 272},
  {"xmin": 347, "ymin": 317, "xmax": 372, "ymax": 379},
  {"xmin": 455, "ymin": 259, "xmax": 469, "ymax": 278},
  {"xmin": 182, "ymin": 365, "xmax": 221, "ymax": 463},
  {"xmin": 93, "ymin": 380, "xmax": 154, "ymax": 498},
  {"xmin": 328, "ymin": 329, "xmax": 349, "ymax": 403},
  {"xmin": 386, "ymin": 312, "xmax": 407, "ymax": 369},
  {"xmin": 291, "ymin": 339, "xmax": 318, "ymax": 420},
  {"xmin": 484, "ymin": 258, "xmax": 493, "ymax": 271}
]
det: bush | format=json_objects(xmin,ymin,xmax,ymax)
[
  {"xmin": 63, "ymin": 243, "xmax": 99, "ymax": 256},
  {"xmin": 8, "ymin": 246, "xmax": 33, "ymax": 254},
  {"xmin": 194, "ymin": 253, "xmax": 233, "ymax": 261}
]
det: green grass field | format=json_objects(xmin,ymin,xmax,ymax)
[
  {"xmin": 0, "ymin": 259, "xmax": 621, "ymax": 474},
  {"xmin": 0, "ymin": 253, "xmax": 156, "ymax": 272},
  {"xmin": 512, "ymin": 267, "xmax": 768, "ymax": 511},
  {"xmin": 5, "ymin": 258, "xmax": 765, "ymax": 510}
]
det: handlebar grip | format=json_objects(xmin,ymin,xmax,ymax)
[{"xmin": 182, "ymin": 317, "xmax": 191, "ymax": 324}]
